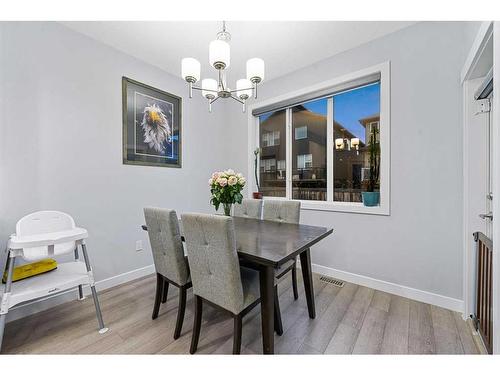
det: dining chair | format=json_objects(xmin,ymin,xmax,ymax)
[
  {"xmin": 181, "ymin": 213, "xmax": 283, "ymax": 354},
  {"xmin": 233, "ymin": 198, "xmax": 263, "ymax": 219},
  {"xmin": 143, "ymin": 207, "xmax": 191, "ymax": 340},
  {"xmin": 263, "ymin": 200, "xmax": 301, "ymax": 300}
]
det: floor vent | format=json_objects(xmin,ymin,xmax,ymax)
[{"xmin": 319, "ymin": 275, "xmax": 345, "ymax": 287}]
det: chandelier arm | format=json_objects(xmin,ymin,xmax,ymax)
[
  {"xmin": 228, "ymin": 87, "xmax": 254, "ymax": 93},
  {"xmin": 230, "ymin": 95, "xmax": 244, "ymax": 104},
  {"xmin": 209, "ymin": 96, "xmax": 220, "ymax": 105},
  {"xmin": 191, "ymin": 86, "xmax": 219, "ymax": 93}
]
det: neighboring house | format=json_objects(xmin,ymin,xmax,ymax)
[{"xmin": 259, "ymin": 109, "xmax": 380, "ymax": 202}]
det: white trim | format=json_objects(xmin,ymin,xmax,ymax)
[
  {"xmin": 6, "ymin": 264, "xmax": 156, "ymax": 323},
  {"xmin": 326, "ymin": 97, "xmax": 334, "ymax": 201},
  {"xmin": 462, "ymin": 79, "xmax": 472, "ymax": 320},
  {"xmin": 247, "ymin": 61, "xmax": 391, "ymax": 216},
  {"xmin": 492, "ymin": 21, "xmax": 500, "ymax": 354},
  {"xmin": 286, "ymin": 108, "xmax": 292, "ymax": 198},
  {"xmin": 461, "ymin": 21, "xmax": 494, "ymax": 83},
  {"xmin": 311, "ymin": 263, "xmax": 464, "ymax": 313}
]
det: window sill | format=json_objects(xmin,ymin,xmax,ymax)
[
  {"xmin": 256, "ymin": 196, "xmax": 389, "ymax": 215},
  {"xmin": 299, "ymin": 200, "xmax": 389, "ymax": 215}
]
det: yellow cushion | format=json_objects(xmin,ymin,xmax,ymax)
[{"xmin": 2, "ymin": 259, "xmax": 58, "ymax": 283}]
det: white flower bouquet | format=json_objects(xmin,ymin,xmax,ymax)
[{"xmin": 209, "ymin": 169, "xmax": 246, "ymax": 216}]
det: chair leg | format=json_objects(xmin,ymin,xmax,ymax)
[
  {"xmin": 152, "ymin": 273, "xmax": 163, "ymax": 320},
  {"xmin": 0, "ymin": 255, "xmax": 15, "ymax": 353},
  {"xmin": 233, "ymin": 315, "xmax": 243, "ymax": 354},
  {"xmin": 162, "ymin": 280, "xmax": 169, "ymax": 304},
  {"xmin": 274, "ymin": 286, "xmax": 283, "ymax": 336},
  {"xmin": 74, "ymin": 248, "xmax": 85, "ymax": 300},
  {"xmin": 174, "ymin": 286, "xmax": 187, "ymax": 339},
  {"xmin": 190, "ymin": 295, "xmax": 203, "ymax": 354},
  {"xmin": 81, "ymin": 243, "xmax": 108, "ymax": 333},
  {"xmin": 292, "ymin": 261, "xmax": 299, "ymax": 300}
]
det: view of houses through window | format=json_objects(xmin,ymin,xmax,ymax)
[
  {"xmin": 258, "ymin": 81, "xmax": 380, "ymax": 203},
  {"xmin": 259, "ymin": 109, "xmax": 286, "ymax": 197}
]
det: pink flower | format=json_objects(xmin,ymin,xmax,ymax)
[
  {"xmin": 228, "ymin": 176, "xmax": 238, "ymax": 186},
  {"xmin": 212, "ymin": 172, "xmax": 220, "ymax": 180},
  {"xmin": 217, "ymin": 177, "xmax": 228, "ymax": 187}
]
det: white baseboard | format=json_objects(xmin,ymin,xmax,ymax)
[
  {"xmin": 311, "ymin": 263, "xmax": 464, "ymax": 313},
  {"xmin": 6, "ymin": 264, "xmax": 156, "ymax": 323}
]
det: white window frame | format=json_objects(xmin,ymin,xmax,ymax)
[{"xmin": 247, "ymin": 61, "xmax": 391, "ymax": 215}]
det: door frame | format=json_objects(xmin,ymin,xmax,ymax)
[
  {"xmin": 461, "ymin": 21, "xmax": 495, "ymax": 349},
  {"xmin": 492, "ymin": 21, "xmax": 500, "ymax": 355}
]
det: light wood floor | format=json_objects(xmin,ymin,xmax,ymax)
[{"xmin": 2, "ymin": 272, "xmax": 480, "ymax": 354}]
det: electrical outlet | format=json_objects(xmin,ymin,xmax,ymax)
[{"xmin": 135, "ymin": 240, "xmax": 143, "ymax": 252}]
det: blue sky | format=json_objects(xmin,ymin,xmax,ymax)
[{"xmin": 260, "ymin": 82, "xmax": 380, "ymax": 144}]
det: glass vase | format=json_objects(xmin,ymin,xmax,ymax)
[{"xmin": 223, "ymin": 203, "xmax": 232, "ymax": 216}]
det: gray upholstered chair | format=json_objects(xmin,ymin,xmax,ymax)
[
  {"xmin": 233, "ymin": 198, "xmax": 263, "ymax": 219},
  {"xmin": 144, "ymin": 207, "xmax": 191, "ymax": 340},
  {"xmin": 181, "ymin": 213, "xmax": 282, "ymax": 354},
  {"xmin": 263, "ymin": 200, "xmax": 301, "ymax": 300}
]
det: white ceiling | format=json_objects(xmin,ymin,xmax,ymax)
[{"xmin": 61, "ymin": 21, "xmax": 415, "ymax": 84}]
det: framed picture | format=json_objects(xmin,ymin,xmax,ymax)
[{"xmin": 122, "ymin": 77, "xmax": 182, "ymax": 168}]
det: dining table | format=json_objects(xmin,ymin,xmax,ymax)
[{"xmin": 142, "ymin": 216, "xmax": 333, "ymax": 354}]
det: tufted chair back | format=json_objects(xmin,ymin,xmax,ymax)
[
  {"xmin": 144, "ymin": 207, "xmax": 190, "ymax": 286},
  {"xmin": 233, "ymin": 199, "xmax": 263, "ymax": 220},
  {"xmin": 262, "ymin": 200, "xmax": 301, "ymax": 224},
  {"xmin": 181, "ymin": 213, "xmax": 246, "ymax": 315}
]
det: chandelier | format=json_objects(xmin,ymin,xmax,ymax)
[
  {"xmin": 335, "ymin": 129, "xmax": 360, "ymax": 155},
  {"xmin": 181, "ymin": 21, "xmax": 265, "ymax": 112}
]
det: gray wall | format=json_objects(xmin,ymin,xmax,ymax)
[
  {"xmin": 0, "ymin": 22, "xmax": 232, "ymax": 292},
  {"xmin": 227, "ymin": 22, "xmax": 480, "ymax": 300}
]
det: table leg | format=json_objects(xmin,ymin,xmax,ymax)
[
  {"xmin": 259, "ymin": 265, "xmax": 275, "ymax": 354},
  {"xmin": 299, "ymin": 248, "xmax": 316, "ymax": 319}
]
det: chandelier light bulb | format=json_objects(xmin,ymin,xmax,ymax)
[
  {"xmin": 335, "ymin": 138, "xmax": 345, "ymax": 150},
  {"xmin": 201, "ymin": 78, "xmax": 217, "ymax": 99},
  {"xmin": 246, "ymin": 58, "xmax": 265, "ymax": 83},
  {"xmin": 181, "ymin": 57, "xmax": 201, "ymax": 82},
  {"xmin": 209, "ymin": 40, "xmax": 230, "ymax": 70}
]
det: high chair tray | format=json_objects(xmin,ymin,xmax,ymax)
[
  {"xmin": 8, "ymin": 228, "xmax": 88, "ymax": 249},
  {"xmin": 2, "ymin": 261, "xmax": 89, "ymax": 309}
]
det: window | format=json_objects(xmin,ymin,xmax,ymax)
[
  {"xmin": 262, "ymin": 130, "xmax": 280, "ymax": 147},
  {"xmin": 295, "ymin": 126, "xmax": 308, "ymax": 140},
  {"xmin": 333, "ymin": 82, "xmax": 381, "ymax": 203},
  {"xmin": 277, "ymin": 160, "xmax": 286, "ymax": 171},
  {"xmin": 260, "ymin": 158, "xmax": 276, "ymax": 172},
  {"xmin": 258, "ymin": 110, "xmax": 286, "ymax": 197},
  {"xmin": 297, "ymin": 154, "xmax": 313, "ymax": 169},
  {"xmin": 250, "ymin": 63, "xmax": 389, "ymax": 214},
  {"xmin": 292, "ymin": 99, "xmax": 327, "ymax": 201}
]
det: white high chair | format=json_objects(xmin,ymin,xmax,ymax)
[{"xmin": 0, "ymin": 211, "xmax": 108, "ymax": 352}]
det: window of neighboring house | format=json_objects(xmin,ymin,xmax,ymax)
[
  {"xmin": 297, "ymin": 154, "xmax": 313, "ymax": 169},
  {"xmin": 251, "ymin": 63, "xmax": 389, "ymax": 214},
  {"xmin": 295, "ymin": 126, "xmax": 308, "ymax": 140},
  {"xmin": 261, "ymin": 130, "xmax": 280, "ymax": 147},
  {"xmin": 260, "ymin": 158, "xmax": 276, "ymax": 171}
]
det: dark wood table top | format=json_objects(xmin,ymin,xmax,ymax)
[
  {"xmin": 142, "ymin": 217, "xmax": 333, "ymax": 268},
  {"xmin": 231, "ymin": 217, "xmax": 333, "ymax": 267}
]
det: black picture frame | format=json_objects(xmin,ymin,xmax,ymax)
[{"xmin": 122, "ymin": 77, "xmax": 182, "ymax": 168}]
